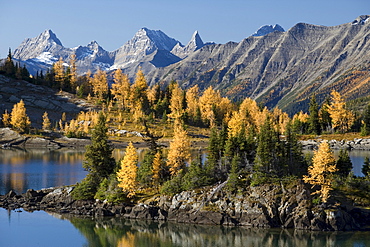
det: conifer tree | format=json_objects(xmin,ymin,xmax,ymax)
[
  {"xmin": 199, "ymin": 86, "xmax": 220, "ymax": 128},
  {"xmin": 168, "ymin": 82, "xmax": 185, "ymax": 125},
  {"xmin": 254, "ymin": 115, "xmax": 282, "ymax": 175},
  {"xmin": 111, "ymin": 69, "xmax": 131, "ymax": 110},
  {"xmin": 362, "ymin": 157, "xmax": 370, "ymax": 177},
  {"xmin": 69, "ymin": 53, "xmax": 77, "ymax": 91},
  {"xmin": 166, "ymin": 124, "xmax": 191, "ymax": 176},
  {"xmin": 91, "ymin": 69, "xmax": 108, "ymax": 102},
  {"xmin": 2, "ymin": 110, "xmax": 10, "ymax": 127},
  {"xmin": 10, "ymin": 100, "xmax": 31, "ymax": 133},
  {"xmin": 319, "ymin": 96, "xmax": 332, "ymax": 132},
  {"xmin": 4, "ymin": 48, "xmax": 15, "ymax": 76},
  {"xmin": 72, "ymin": 112, "xmax": 116, "ymax": 199},
  {"xmin": 53, "ymin": 57, "xmax": 65, "ymax": 89},
  {"xmin": 361, "ymin": 104, "xmax": 370, "ymax": 136},
  {"xmin": 336, "ymin": 149, "xmax": 353, "ymax": 177},
  {"xmin": 152, "ymin": 151, "xmax": 163, "ymax": 187},
  {"xmin": 117, "ymin": 142, "xmax": 138, "ymax": 198},
  {"xmin": 308, "ymin": 94, "xmax": 321, "ymax": 135},
  {"xmin": 327, "ymin": 90, "xmax": 354, "ymax": 133},
  {"xmin": 185, "ymin": 84, "xmax": 200, "ymax": 124},
  {"xmin": 42, "ymin": 111, "xmax": 51, "ymax": 131},
  {"xmin": 303, "ymin": 141, "xmax": 337, "ymax": 203}
]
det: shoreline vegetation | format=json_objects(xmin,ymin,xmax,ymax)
[{"xmin": 1, "ymin": 61, "xmax": 370, "ymax": 231}]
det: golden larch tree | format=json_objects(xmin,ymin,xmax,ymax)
[
  {"xmin": 152, "ymin": 151, "xmax": 162, "ymax": 187},
  {"xmin": 42, "ymin": 112, "xmax": 51, "ymax": 130},
  {"xmin": 111, "ymin": 69, "xmax": 131, "ymax": 109},
  {"xmin": 10, "ymin": 100, "xmax": 31, "ymax": 132},
  {"xmin": 69, "ymin": 53, "xmax": 77, "ymax": 91},
  {"xmin": 117, "ymin": 142, "xmax": 138, "ymax": 198},
  {"xmin": 198, "ymin": 86, "xmax": 220, "ymax": 128},
  {"xmin": 186, "ymin": 84, "xmax": 200, "ymax": 119},
  {"xmin": 166, "ymin": 125, "xmax": 191, "ymax": 176},
  {"xmin": 303, "ymin": 141, "xmax": 337, "ymax": 203},
  {"xmin": 2, "ymin": 110, "xmax": 10, "ymax": 127},
  {"xmin": 53, "ymin": 57, "xmax": 65, "ymax": 89},
  {"xmin": 168, "ymin": 83, "xmax": 185, "ymax": 125},
  {"xmin": 91, "ymin": 69, "xmax": 108, "ymax": 101},
  {"xmin": 327, "ymin": 90, "xmax": 354, "ymax": 133}
]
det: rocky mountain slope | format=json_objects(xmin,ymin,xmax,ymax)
[
  {"xmin": 12, "ymin": 28, "xmax": 211, "ymax": 78},
  {"xmin": 9, "ymin": 15, "xmax": 370, "ymax": 114},
  {"xmin": 147, "ymin": 15, "xmax": 370, "ymax": 114},
  {"xmin": 0, "ymin": 75, "xmax": 92, "ymax": 127}
]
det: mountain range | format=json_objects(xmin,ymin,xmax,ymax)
[{"xmin": 9, "ymin": 15, "xmax": 370, "ymax": 114}]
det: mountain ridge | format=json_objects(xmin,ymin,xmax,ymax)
[{"xmin": 8, "ymin": 15, "xmax": 370, "ymax": 114}]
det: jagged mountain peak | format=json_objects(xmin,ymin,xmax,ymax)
[
  {"xmin": 13, "ymin": 29, "xmax": 65, "ymax": 61},
  {"xmin": 252, "ymin": 24, "xmax": 285, "ymax": 37},
  {"xmin": 352, "ymin": 15, "xmax": 370, "ymax": 25},
  {"xmin": 188, "ymin": 30, "xmax": 204, "ymax": 48},
  {"xmin": 37, "ymin": 29, "xmax": 63, "ymax": 46}
]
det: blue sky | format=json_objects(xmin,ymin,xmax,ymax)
[{"xmin": 0, "ymin": 0, "xmax": 369, "ymax": 56}]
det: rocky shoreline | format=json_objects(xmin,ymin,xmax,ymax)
[
  {"xmin": 301, "ymin": 138, "xmax": 370, "ymax": 150},
  {"xmin": 1, "ymin": 182, "xmax": 369, "ymax": 231}
]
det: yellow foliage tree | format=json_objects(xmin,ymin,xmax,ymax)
[
  {"xmin": 111, "ymin": 69, "xmax": 131, "ymax": 109},
  {"xmin": 91, "ymin": 69, "xmax": 108, "ymax": 101},
  {"xmin": 117, "ymin": 142, "xmax": 138, "ymax": 198},
  {"xmin": 199, "ymin": 86, "xmax": 220, "ymax": 128},
  {"xmin": 327, "ymin": 90, "xmax": 354, "ymax": 133},
  {"xmin": 185, "ymin": 84, "xmax": 199, "ymax": 119},
  {"xmin": 152, "ymin": 151, "xmax": 162, "ymax": 187},
  {"xmin": 53, "ymin": 57, "xmax": 65, "ymax": 89},
  {"xmin": 69, "ymin": 53, "xmax": 77, "ymax": 91},
  {"xmin": 166, "ymin": 125, "xmax": 191, "ymax": 176},
  {"xmin": 10, "ymin": 100, "xmax": 31, "ymax": 132},
  {"xmin": 303, "ymin": 141, "xmax": 337, "ymax": 203},
  {"xmin": 2, "ymin": 110, "xmax": 10, "ymax": 127},
  {"xmin": 168, "ymin": 83, "xmax": 185, "ymax": 125},
  {"xmin": 42, "ymin": 112, "xmax": 51, "ymax": 130}
]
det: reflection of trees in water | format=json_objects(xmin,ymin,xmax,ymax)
[{"xmin": 64, "ymin": 215, "xmax": 366, "ymax": 247}]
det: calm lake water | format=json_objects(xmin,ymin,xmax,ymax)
[
  {"xmin": 0, "ymin": 148, "xmax": 370, "ymax": 247},
  {"xmin": 1, "ymin": 208, "xmax": 369, "ymax": 247}
]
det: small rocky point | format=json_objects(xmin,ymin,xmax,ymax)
[{"xmin": 1, "ymin": 182, "xmax": 369, "ymax": 231}]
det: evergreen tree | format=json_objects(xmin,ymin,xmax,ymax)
[
  {"xmin": 254, "ymin": 115, "xmax": 282, "ymax": 176},
  {"xmin": 4, "ymin": 48, "xmax": 15, "ymax": 76},
  {"xmin": 362, "ymin": 157, "xmax": 370, "ymax": 177},
  {"xmin": 283, "ymin": 119, "xmax": 307, "ymax": 176},
  {"xmin": 361, "ymin": 104, "xmax": 370, "ymax": 136},
  {"xmin": 137, "ymin": 151, "xmax": 155, "ymax": 188},
  {"xmin": 336, "ymin": 149, "xmax": 353, "ymax": 177},
  {"xmin": 73, "ymin": 112, "xmax": 115, "ymax": 199},
  {"xmin": 226, "ymin": 155, "xmax": 240, "ymax": 192},
  {"xmin": 308, "ymin": 94, "xmax": 321, "ymax": 135}
]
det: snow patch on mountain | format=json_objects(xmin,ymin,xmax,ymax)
[
  {"xmin": 252, "ymin": 24, "xmax": 285, "ymax": 37},
  {"xmin": 32, "ymin": 52, "xmax": 58, "ymax": 65}
]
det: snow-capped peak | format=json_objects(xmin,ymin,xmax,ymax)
[{"xmin": 252, "ymin": 24, "xmax": 285, "ymax": 37}]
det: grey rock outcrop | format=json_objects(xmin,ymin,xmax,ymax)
[{"xmin": 1, "ymin": 182, "xmax": 369, "ymax": 231}]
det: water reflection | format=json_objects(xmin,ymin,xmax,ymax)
[
  {"xmin": 64, "ymin": 215, "xmax": 370, "ymax": 247},
  {"xmin": 0, "ymin": 148, "xmax": 87, "ymax": 194}
]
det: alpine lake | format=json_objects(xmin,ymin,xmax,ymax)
[{"xmin": 0, "ymin": 147, "xmax": 369, "ymax": 247}]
